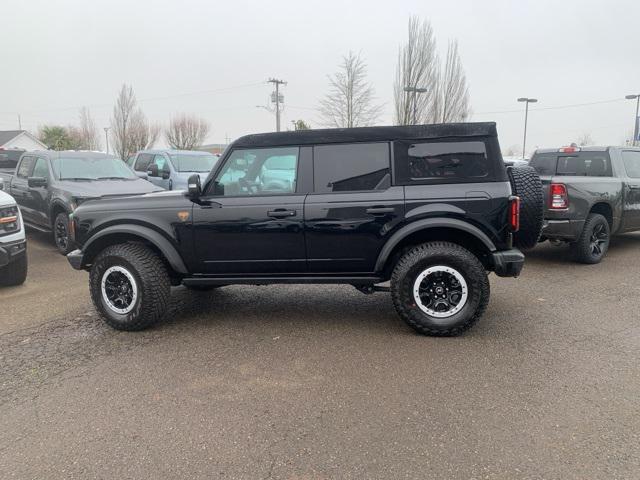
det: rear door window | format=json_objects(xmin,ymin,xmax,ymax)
[
  {"xmin": 312, "ymin": 143, "xmax": 390, "ymax": 193},
  {"xmin": 16, "ymin": 156, "xmax": 35, "ymax": 178},
  {"xmin": 621, "ymin": 150, "xmax": 640, "ymax": 178},
  {"xmin": 556, "ymin": 152, "xmax": 612, "ymax": 177},
  {"xmin": 395, "ymin": 140, "xmax": 495, "ymax": 184}
]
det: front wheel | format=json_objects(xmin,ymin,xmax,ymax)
[
  {"xmin": 53, "ymin": 212, "xmax": 74, "ymax": 255},
  {"xmin": 0, "ymin": 254, "xmax": 28, "ymax": 286},
  {"xmin": 89, "ymin": 243, "xmax": 170, "ymax": 331},
  {"xmin": 391, "ymin": 242, "xmax": 490, "ymax": 336}
]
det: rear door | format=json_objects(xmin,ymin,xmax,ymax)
[
  {"xmin": 28, "ymin": 156, "xmax": 52, "ymax": 228},
  {"xmin": 304, "ymin": 142, "xmax": 404, "ymax": 273},
  {"xmin": 9, "ymin": 155, "xmax": 36, "ymax": 223},
  {"xmin": 620, "ymin": 150, "xmax": 640, "ymax": 230}
]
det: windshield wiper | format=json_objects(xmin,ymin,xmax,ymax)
[
  {"xmin": 61, "ymin": 177, "xmax": 93, "ymax": 181},
  {"xmin": 96, "ymin": 176, "xmax": 131, "ymax": 180}
]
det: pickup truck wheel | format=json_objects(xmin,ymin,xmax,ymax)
[
  {"xmin": 508, "ymin": 166, "xmax": 544, "ymax": 250},
  {"xmin": 571, "ymin": 213, "xmax": 610, "ymax": 264},
  {"xmin": 0, "ymin": 254, "xmax": 28, "ymax": 287},
  {"xmin": 391, "ymin": 242, "xmax": 490, "ymax": 336},
  {"xmin": 89, "ymin": 243, "xmax": 170, "ymax": 331},
  {"xmin": 53, "ymin": 212, "xmax": 74, "ymax": 255}
]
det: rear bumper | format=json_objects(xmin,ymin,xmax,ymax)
[
  {"xmin": 491, "ymin": 248, "xmax": 525, "ymax": 277},
  {"xmin": 542, "ymin": 219, "xmax": 584, "ymax": 241},
  {"xmin": 67, "ymin": 249, "xmax": 84, "ymax": 270},
  {"xmin": 0, "ymin": 239, "xmax": 27, "ymax": 268}
]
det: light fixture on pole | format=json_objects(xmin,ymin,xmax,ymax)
[
  {"xmin": 517, "ymin": 97, "xmax": 538, "ymax": 159},
  {"xmin": 404, "ymin": 86, "xmax": 428, "ymax": 125},
  {"xmin": 625, "ymin": 94, "xmax": 640, "ymax": 146}
]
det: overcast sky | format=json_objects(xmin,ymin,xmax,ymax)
[{"xmin": 1, "ymin": 0, "xmax": 639, "ymax": 153}]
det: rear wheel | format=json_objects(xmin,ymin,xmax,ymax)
[
  {"xmin": 0, "ymin": 254, "xmax": 28, "ymax": 287},
  {"xmin": 391, "ymin": 242, "xmax": 490, "ymax": 336},
  {"xmin": 571, "ymin": 213, "xmax": 610, "ymax": 264},
  {"xmin": 89, "ymin": 243, "xmax": 170, "ymax": 331}
]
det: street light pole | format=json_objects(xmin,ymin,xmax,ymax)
[
  {"xmin": 625, "ymin": 94, "xmax": 640, "ymax": 146},
  {"xmin": 404, "ymin": 86, "xmax": 428, "ymax": 125},
  {"xmin": 104, "ymin": 127, "xmax": 110, "ymax": 155},
  {"xmin": 517, "ymin": 97, "xmax": 538, "ymax": 159}
]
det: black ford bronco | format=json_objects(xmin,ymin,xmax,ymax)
[{"xmin": 67, "ymin": 123, "xmax": 543, "ymax": 335}]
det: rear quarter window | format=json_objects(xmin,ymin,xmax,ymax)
[{"xmin": 394, "ymin": 139, "xmax": 500, "ymax": 184}]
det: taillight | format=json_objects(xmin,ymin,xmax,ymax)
[
  {"xmin": 509, "ymin": 196, "xmax": 520, "ymax": 232},
  {"xmin": 549, "ymin": 183, "xmax": 569, "ymax": 209}
]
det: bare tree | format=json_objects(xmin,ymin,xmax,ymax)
[
  {"xmin": 393, "ymin": 16, "xmax": 439, "ymax": 125},
  {"xmin": 576, "ymin": 132, "xmax": 595, "ymax": 146},
  {"xmin": 78, "ymin": 107, "xmax": 100, "ymax": 150},
  {"xmin": 433, "ymin": 40, "xmax": 470, "ymax": 123},
  {"xmin": 318, "ymin": 51, "xmax": 382, "ymax": 128},
  {"xmin": 165, "ymin": 114, "xmax": 210, "ymax": 149},
  {"xmin": 503, "ymin": 145, "xmax": 522, "ymax": 157},
  {"xmin": 110, "ymin": 84, "xmax": 158, "ymax": 159}
]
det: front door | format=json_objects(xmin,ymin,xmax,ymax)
[
  {"xmin": 621, "ymin": 150, "xmax": 640, "ymax": 230},
  {"xmin": 28, "ymin": 157, "xmax": 52, "ymax": 228},
  {"xmin": 304, "ymin": 142, "xmax": 404, "ymax": 273},
  {"xmin": 192, "ymin": 146, "xmax": 307, "ymax": 275},
  {"xmin": 10, "ymin": 155, "xmax": 36, "ymax": 224}
]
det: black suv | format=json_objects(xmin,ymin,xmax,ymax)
[{"xmin": 67, "ymin": 123, "xmax": 542, "ymax": 335}]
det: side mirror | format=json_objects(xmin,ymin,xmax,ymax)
[
  {"xmin": 147, "ymin": 164, "xmax": 159, "ymax": 177},
  {"xmin": 161, "ymin": 169, "xmax": 171, "ymax": 180},
  {"xmin": 187, "ymin": 174, "xmax": 201, "ymax": 199},
  {"xmin": 28, "ymin": 176, "xmax": 47, "ymax": 188}
]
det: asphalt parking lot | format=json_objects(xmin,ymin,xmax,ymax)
[{"xmin": 1, "ymin": 231, "xmax": 639, "ymax": 479}]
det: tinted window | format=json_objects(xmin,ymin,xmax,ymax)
[
  {"xmin": 622, "ymin": 150, "xmax": 640, "ymax": 178},
  {"xmin": 313, "ymin": 143, "xmax": 390, "ymax": 193},
  {"xmin": 32, "ymin": 158, "xmax": 49, "ymax": 178},
  {"xmin": 530, "ymin": 153, "xmax": 557, "ymax": 175},
  {"xmin": 556, "ymin": 152, "xmax": 612, "ymax": 177},
  {"xmin": 395, "ymin": 141, "xmax": 491, "ymax": 184},
  {"xmin": 134, "ymin": 153, "xmax": 154, "ymax": 172},
  {"xmin": 214, "ymin": 147, "xmax": 298, "ymax": 196},
  {"xmin": 17, "ymin": 156, "xmax": 35, "ymax": 178},
  {"xmin": 169, "ymin": 153, "xmax": 219, "ymax": 172}
]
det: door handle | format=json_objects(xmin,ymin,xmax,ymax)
[
  {"xmin": 268, "ymin": 209, "xmax": 296, "ymax": 218},
  {"xmin": 365, "ymin": 206, "xmax": 395, "ymax": 215}
]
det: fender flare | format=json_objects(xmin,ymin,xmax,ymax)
[
  {"xmin": 49, "ymin": 200, "xmax": 71, "ymax": 225},
  {"xmin": 83, "ymin": 224, "xmax": 188, "ymax": 274},
  {"xmin": 374, "ymin": 218, "xmax": 497, "ymax": 272}
]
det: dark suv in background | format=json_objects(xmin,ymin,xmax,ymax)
[
  {"xmin": 67, "ymin": 123, "xmax": 543, "ymax": 336},
  {"xmin": 530, "ymin": 146, "xmax": 640, "ymax": 263}
]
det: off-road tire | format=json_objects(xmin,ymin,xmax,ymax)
[
  {"xmin": 508, "ymin": 166, "xmax": 544, "ymax": 250},
  {"xmin": 0, "ymin": 254, "xmax": 28, "ymax": 286},
  {"xmin": 391, "ymin": 241, "xmax": 490, "ymax": 336},
  {"xmin": 53, "ymin": 212, "xmax": 74, "ymax": 255},
  {"xmin": 571, "ymin": 213, "xmax": 610, "ymax": 264},
  {"xmin": 89, "ymin": 243, "xmax": 170, "ymax": 331}
]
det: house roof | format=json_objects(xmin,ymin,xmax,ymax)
[{"xmin": 0, "ymin": 130, "xmax": 24, "ymax": 146}]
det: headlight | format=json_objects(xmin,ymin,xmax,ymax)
[{"xmin": 0, "ymin": 205, "xmax": 20, "ymax": 236}]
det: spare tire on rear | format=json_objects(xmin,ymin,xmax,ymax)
[{"xmin": 507, "ymin": 166, "xmax": 544, "ymax": 250}]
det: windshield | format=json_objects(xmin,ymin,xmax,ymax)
[
  {"xmin": 169, "ymin": 153, "xmax": 219, "ymax": 172},
  {"xmin": 51, "ymin": 156, "xmax": 138, "ymax": 180}
]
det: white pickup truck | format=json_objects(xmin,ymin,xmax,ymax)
[{"xmin": 0, "ymin": 183, "xmax": 27, "ymax": 286}]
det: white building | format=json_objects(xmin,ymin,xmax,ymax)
[{"xmin": 0, "ymin": 130, "xmax": 47, "ymax": 150}]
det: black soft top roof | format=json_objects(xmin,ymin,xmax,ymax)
[{"xmin": 232, "ymin": 122, "xmax": 497, "ymax": 148}]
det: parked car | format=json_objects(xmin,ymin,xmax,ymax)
[
  {"xmin": 0, "ymin": 149, "xmax": 26, "ymax": 190},
  {"xmin": 129, "ymin": 149, "xmax": 220, "ymax": 190},
  {"xmin": 0, "ymin": 189, "xmax": 27, "ymax": 286},
  {"xmin": 530, "ymin": 145, "xmax": 640, "ymax": 263},
  {"xmin": 0, "ymin": 151, "xmax": 162, "ymax": 254},
  {"xmin": 67, "ymin": 123, "xmax": 543, "ymax": 335}
]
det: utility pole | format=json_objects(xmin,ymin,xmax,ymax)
[
  {"xmin": 268, "ymin": 78, "xmax": 286, "ymax": 132},
  {"xmin": 403, "ymin": 86, "xmax": 428, "ymax": 125},
  {"xmin": 625, "ymin": 94, "xmax": 640, "ymax": 146},
  {"xmin": 104, "ymin": 127, "xmax": 110, "ymax": 155},
  {"xmin": 517, "ymin": 97, "xmax": 538, "ymax": 159},
  {"xmin": 17, "ymin": 114, "xmax": 21, "ymax": 130}
]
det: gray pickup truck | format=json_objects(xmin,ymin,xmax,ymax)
[{"xmin": 530, "ymin": 146, "xmax": 640, "ymax": 263}]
